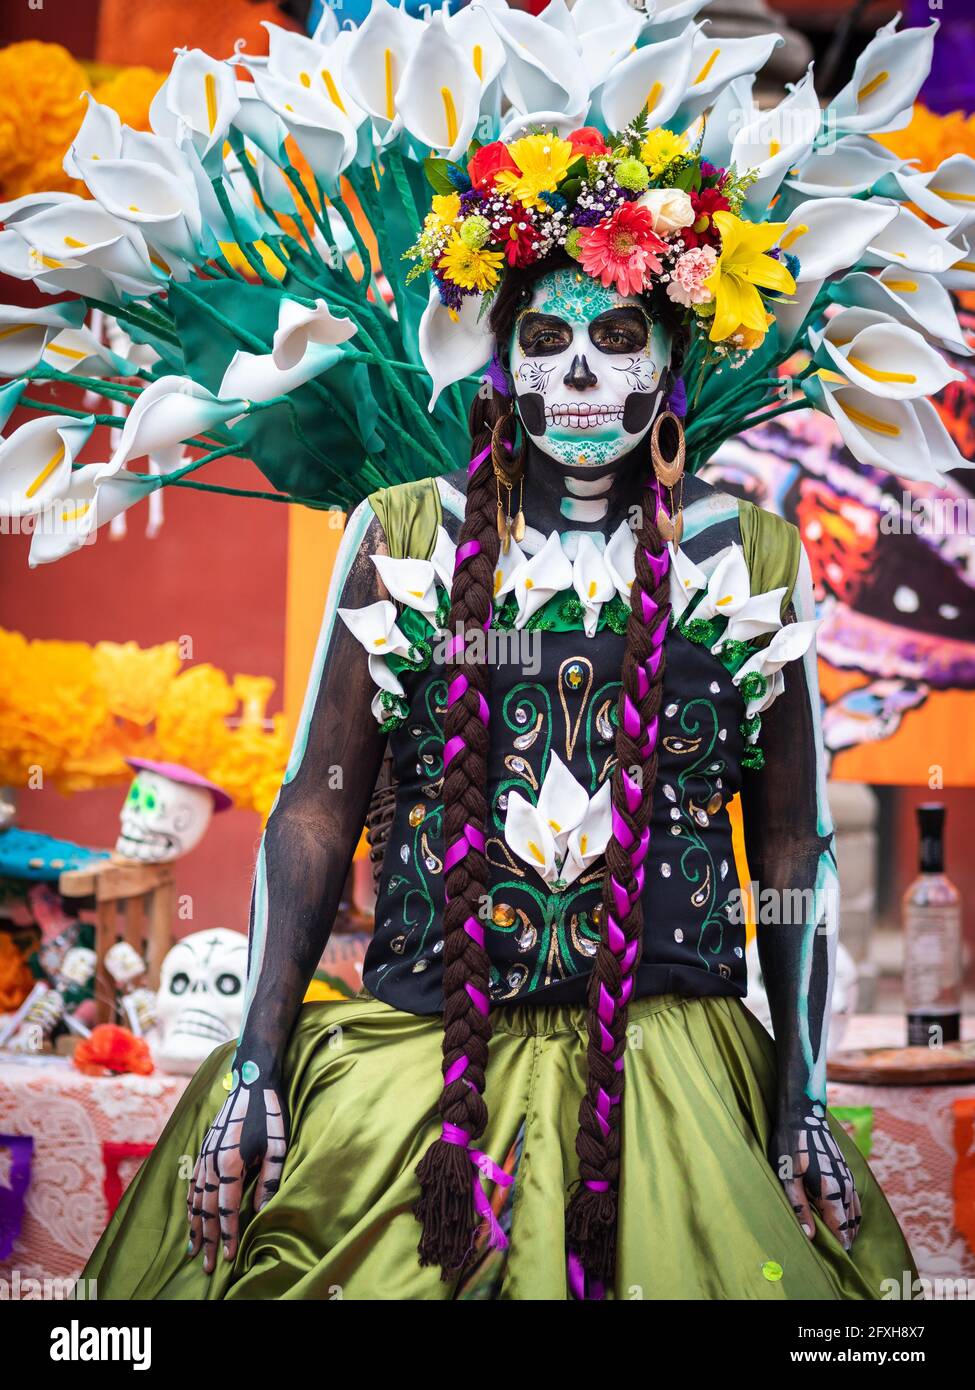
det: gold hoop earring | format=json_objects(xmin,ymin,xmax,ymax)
[
  {"xmin": 651, "ymin": 410, "xmax": 685, "ymax": 545},
  {"xmin": 650, "ymin": 410, "xmax": 685, "ymax": 488}
]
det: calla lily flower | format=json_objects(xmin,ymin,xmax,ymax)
[
  {"xmin": 497, "ymin": 109, "xmax": 588, "ymax": 143},
  {"xmin": 806, "ymin": 376, "xmax": 945, "ymax": 484},
  {"xmin": 668, "ymin": 29, "xmax": 783, "ymax": 134},
  {"xmin": 62, "ymin": 94, "xmax": 122, "ymax": 179},
  {"xmin": 446, "ymin": 2, "xmax": 506, "ymax": 92},
  {"xmin": 504, "ymin": 752, "xmax": 600, "ymax": 888},
  {"xmin": 832, "ymin": 17, "xmax": 938, "ymax": 136},
  {"xmin": 165, "ymin": 49, "xmax": 241, "ymax": 162},
  {"xmin": 692, "ymin": 544, "xmax": 751, "ymax": 623},
  {"xmin": 733, "ymin": 620, "xmax": 820, "ymax": 716},
  {"xmin": 39, "ymin": 326, "xmax": 132, "ymax": 378},
  {"xmin": 27, "ymin": 466, "xmax": 158, "ymax": 566},
  {"xmin": 396, "ymin": 12, "xmax": 483, "ymax": 162},
  {"xmin": 419, "ymin": 284, "xmax": 491, "ymax": 411},
  {"xmin": 0, "ymin": 414, "xmax": 95, "ymax": 516},
  {"xmin": 338, "ymin": 598, "xmax": 413, "ymax": 659},
  {"xmin": 13, "ymin": 202, "xmax": 161, "ymax": 298},
  {"xmin": 272, "ymin": 297, "xmax": 357, "ymax": 370},
  {"xmin": 862, "ymin": 206, "xmax": 965, "ymax": 275},
  {"xmin": 220, "ymin": 341, "xmax": 343, "ymax": 403},
  {"xmin": 342, "ymin": 0, "xmax": 423, "ymax": 139},
  {"xmin": 730, "ymin": 69, "xmax": 822, "ymax": 215},
  {"xmin": 812, "ymin": 316, "xmax": 963, "ymax": 401},
  {"xmin": 251, "ymin": 67, "xmax": 358, "ymax": 187},
  {"xmin": 936, "ymin": 232, "xmax": 975, "ymax": 297},
  {"xmin": 572, "ymin": 534, "xmax": 615, "ymax": 637},
  {"xmin": 831, "ymin": 267, "xmax": 972, "ymax": 359},
  {"xmin": 778, "ymin": 197, "xmax": 897, "ymax": 284},
  {"xmin": 262, "ymin": 21, "xmax": 365, "ymax": 128},
  {"xmin": 108, "ymin": 376, "xmax": 246, "ymax": 473},
  {"xmin": 643, "ymin": 0, "xmax": 712, "ymax": 43},
  {"xmin": 232, "ymin": 86, "xmax": 291, "ymax": 166},
  {"xmin": 371, "ymin": 553, "xmax": 439, "ymax": 625},
  {"xmin": 562, "ymin": 780, "xmax": 613, "ymax": 887},
  {"xmin": 81, "ymin": 158, "xmax": 202, "ymax": 275},
  {"xmin": 492, "ymin": 534, "xmax": 526, "ymax": 600},
  {"xmin": 669, "ymin": 540, "xmax": 707, "ymax": 620},
  {"xmin": 605, "ymin": 519, "xmax": 636, "ymax": 603},
  {"xmin": 891, "ymin": 154, "xmax": 975, "ymax": 237},
  {"xmin": 913, "ymin": 399, "xmax": 974, "ymax": 475},
  {"xmin": 497, "ymin": 529, "xmax": 572, "ymax": 628},
  {"xmin": 567, "ymin": 8, "xmax": 646, "ymax": 95},
  {"xmin": 786, "ymin": 134, "xmax": 903, "ymax": 198},
  {"xmin": 0, "ymin": 228, "xmax": 119, "ymax": 304},
  {"xmin": 0, "ymin": 302, "xmax": 87, "ymax": 377},
  {"xmin": 597, "ymin": 28, "xmax": 696, "ymax": 132},
  {"xmin": 431, "ymin": 525, "xmax": 457, "ymax": 595},
  {"xmin": 482, "ymin": 2, "xmax": 588, "ymax": 117}
]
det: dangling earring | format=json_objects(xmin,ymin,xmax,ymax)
[
  {"xmin": 650, "ymin": 409, "xmax": 685, "ymax": 545},
  {"xmin": 491, "ymin": 410, "xmax": 526, "ymax": 553}
]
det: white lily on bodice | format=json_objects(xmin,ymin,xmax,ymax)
[{"xmin": 504, "ymin": 753, "xmax": 613, "ymax": 890}]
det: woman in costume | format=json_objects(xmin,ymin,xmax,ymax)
[
  {"xmin": 84, "ymin": 173, "xmax": 914, "ymax": 1299},
  {"xmin": 0, "ymin": 1, "xmax": 952, "ymax": 1301}
]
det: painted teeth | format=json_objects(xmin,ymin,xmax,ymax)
[{"xmin": 544, "ymin": 404, "xmax": 624, "ymax": 429}]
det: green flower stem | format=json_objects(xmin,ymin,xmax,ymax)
[
  {"xmin": 154, "ymin": 442, "xmax": 242, "ymax": 483},
  {"xmin": 84, "ymin": 297, "xmax": 180, "ymax": 346},
  {"xmin": 26, "ymin": 369, "xmax": 143, "ymax": 402},
  {"xmin": 383, "ymin": 148, "xmax": 422, "ymax": 241},
  {"xmin": 282, "ymin": 165, "xmax": 359, "ymax": 292},
  {"xmin": 163, "ymin": 477, "xmax": 336, "ymax": 507}
]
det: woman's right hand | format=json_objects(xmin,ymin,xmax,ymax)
[{"xmin": 187, "ymin": 1063, "xmax": 288, "ymax": 1274}]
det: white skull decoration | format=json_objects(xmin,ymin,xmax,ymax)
[
  {"xmin": 154, "ymin": 928, "xmax": 248, "ymax": 1074},
  {"xmin": 116, "ymin": 759, "xmax": 230, "ymax": 863}
]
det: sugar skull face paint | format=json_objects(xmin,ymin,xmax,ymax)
[{"xmin": 509, "ymin": 268, "xmax": 671, "ymax": 471}]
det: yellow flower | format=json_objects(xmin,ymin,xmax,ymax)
[
  {"xmin": 431, "ymin": 192, "xmax": 461, "ymax": 224},
  {"xmin": 439, "ymin": 232, "xmax": 504, "ymax": 293},
  {"xmin": 494, "ymin": 133, "xmax": 575, "ymax": 210},
  {"xmin": 639, "ymin": 128, "xmax": 688, "ymax": 177},
  {"xmin": 704, "ymin": 211, "xmax": 796, "ymax": 344}
]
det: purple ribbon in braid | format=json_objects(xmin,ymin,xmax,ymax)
[{"xmin": 570, "ymin": 496, "xmax": 672, "ymax": 1301}]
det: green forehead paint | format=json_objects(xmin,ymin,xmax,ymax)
[{"xmin": 536, "ymin": 268, "xmax": 620, "ymax": 323}]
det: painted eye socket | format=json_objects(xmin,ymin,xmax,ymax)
[
  {"xmin": 127, "ymin": 785, "xmax": 140, "ymax": 804},
  {"xmin": 144, "ymin": 792, "xmax": 157, "ymax": 811},
  {"xmin": 216, "ymin": 973, "xmax": 242, "ymax": 996},
  {"xmin": 170, "ymin": 971, "xmax": 190, "ymax": 995},
  {"xmin": 518, "ymin": 313, "xmax": 572, "ymax": 357},
  {"xmin": 589, "ymin": 309, "xmax": 649, "ymax": 354}
]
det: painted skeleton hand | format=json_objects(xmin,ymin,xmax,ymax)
[
  {"xmin": 770, "ymin": 1102, "xmax": 861, "ymax": 1252},
  {"xmin": 188, "ymin": 1062, "xmax": 288, "ymax": 1274}
]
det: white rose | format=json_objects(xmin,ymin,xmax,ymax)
[{"xmin": 636, "ymin": 187, "xmax": 695, "ymax": 238}]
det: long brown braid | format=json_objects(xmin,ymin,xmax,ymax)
[
  {"xmin": 413, "ymin": 371, "xmax": 512, "ymax": 1274},
  {"xmin": 414, "ymin": 255, "xmax": 679, "ymax": 1287}
]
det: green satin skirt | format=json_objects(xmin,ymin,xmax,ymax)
[{"xmin": 84, "ymin": 993, "xmax": 914, "ymax": 1300}]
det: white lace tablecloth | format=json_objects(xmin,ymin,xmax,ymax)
[
  {"xmin": 0, "ymin": 1056, "xmax": 188, "ymax": 1287},
  {"xmin": 828, "ymin": 1015, "xmax": 975, "ymax": 1287}
]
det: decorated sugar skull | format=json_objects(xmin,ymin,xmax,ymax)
[
  {"xmin": 509, "ymin": 268, "xmax": 671, "ymax": 471},
  {"xmin": 116, "ymin": 759, "xmax": 231, "ymax": 863},
  {"xmin": 154, "ymin": 928, "xmax": 248, "ymax": 1073}
]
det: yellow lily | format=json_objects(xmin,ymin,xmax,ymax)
[{"xmin": 704, "ymin": 211, "xmax": 796, "ymax": 343}]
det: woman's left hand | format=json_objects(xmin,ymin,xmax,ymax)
[{"xmin": 769, "ymin": 1104, "xmax": 861, "ymax": 1252}]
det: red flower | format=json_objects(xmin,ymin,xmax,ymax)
[
  {"xmin": 682, "ymin": 186, "xmax": 732, "ymax": 249},
  {"xmin": 497, "ymin": 202, "xmax": 539, "ymax": 267},
  {"xmin": 567, "ymin": 126, "xmax": 610, "ymax": 158},
  {"xmin": 73, "ymin": 1023, "xmax": 154, "ymax": 1077},
  {"xmin": 467, "ymin": 140, "xmax": 521, "ymax": 191},
  {"xmin": 578, "ymin": 202, "xmax": 666, "ymax": 297}
]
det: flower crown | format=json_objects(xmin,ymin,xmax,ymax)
[{"xmin": 405, "ymin": 115, "xmax": 800, "ymax": 362}]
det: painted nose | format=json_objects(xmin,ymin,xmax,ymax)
[{"xmin": 563, "ymin": 353, "xmax": 598, "ymax": 390}]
